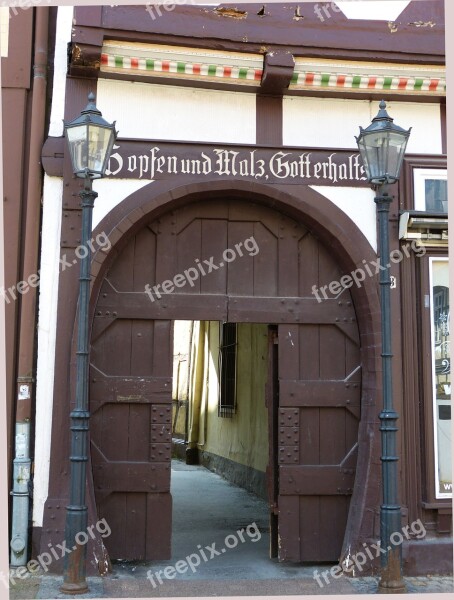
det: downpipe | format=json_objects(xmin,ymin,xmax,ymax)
[{"xmin": 10, "ymin": 419, "xmax": 31, "ymax": 565}]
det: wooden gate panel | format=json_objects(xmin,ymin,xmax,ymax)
[
  {"xmin": 200, "ymin": 219, "xmax": 228, "ymax": 294},
  {"xmin": 90, "ymin": 198, "xmax": 362, "ymax": 564},
  {"xmin": 278, "ymin": 226, "xmax": 361, "ymax": 564},
  {"xmin": 226, "ymin": 221, "xmax": 255, "ymax": 296},
  {"xmin": 91, "ymin": 226, "xmax": 173, "ymax": 560},
  {"xmin": 176, "ymin": 219, "xmax": 203, "ymax": 294},
  {"xmin": 298, "ymin": 233, "xmax": 318, "ymax": 297},
  {"xmin": 251, "ymin": 223, "xmax": 278, "ymax": 296}
]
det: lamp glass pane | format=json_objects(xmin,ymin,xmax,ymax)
[
  {"xmin": 87, "ymin": 125, "xmax": 114, "ymax": 176},
  {"xmin": 359, "ymin": 129, "xmax": 408, "ymax": 184},
  {"xmin": 66, "ymin": 124, "xmax": 88, "ymax": 174},
  {"xmin": 100, "ymin": 128, "xmax": 117, "ymax": 176},
  {"xmin": 387, "ymin": 131, "xmax": 408, "ymax": 181}
]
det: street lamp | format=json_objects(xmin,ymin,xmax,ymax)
[
  {"xmin": 60, "ymin": 93, "xmax": 117, "ymax": 594},
  {"xmin": 356, "ymin": 100, "xmax": 411, "ymax": 594}
]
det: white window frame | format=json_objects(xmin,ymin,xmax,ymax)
[
  {"xmin": 0, "ymin": 7, "xmax": 9, "ymax": 58},
  {"xmin": 414, "ymin": 168, "xmax": 448, "ymax": 212},
  {"xmin": 429, "ymin": 257, "xmax": 452, "ymax": 499}
]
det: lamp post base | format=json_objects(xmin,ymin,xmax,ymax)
[
  {"xmin": 59, "ymin": 542, "xmax": 89, "ymax": 595},
  {"xmin": 59, "ymin": 582, "xmax": 89, "ymax": 595},
  {"xmin": 378, "ymin": 582, "xmax": 407, "ymax": 594},
  {"xmin": 378, "ymin": 547, "xmax": 407, "ymax": 594}
]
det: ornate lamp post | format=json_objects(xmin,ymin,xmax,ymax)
[
  {"xmin": 356, "ymin": 101, "xmax": 411, "ymax": 593},
  {"xmin": 356, "ymin": 100, "xmax": 411, "ymax": 593},
  {"xmin": 60, "ymin": 93, "xmax": 117, "ymax": 594}
]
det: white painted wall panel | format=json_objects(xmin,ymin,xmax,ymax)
[
  {"xmin": 283, "ymin": 97, "xmax": 372, "ymax": 149},
  {"xmin": 0, "ymin": 7, "xmax": 9, "ymax": 57},
  {"xmin": 32, "ymin": 6, "xmax": 74, "ymax": 526},
  {"xmin": 33, "ymin": 177, "xmax": 63, "ymax": 527},
  {"xmin": 283, "ymin": 97, "xmax": 442, "ymax": 155},
  {"xmin": 48, "ymin": 7, "xmax": 73, "ymax": 137},
  {"xmin": 96, "ymin": 79, "xmax": 256, "ymax": 144},
  {"xmin": 381, "ymin": 101, "xmax": 442, "ymax": 155},
  {"xmin": 92, "ymin": 179, "xmax": 151, "ymax": 230},
  {"xmin": 311, "ymin": 185, "xmax": 377, "ymax": 252}
]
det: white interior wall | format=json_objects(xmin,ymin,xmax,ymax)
[
  {"xmin": 311, "ymin": 186, "xmax": 377, "ymax": 252},
  {"xmin": 96, "ymin": 78, "xmax": 256, "ymax": 144},
  {"xmin": 283, "ymin": 96, "xmax": 443, "ymax": 155},
  {"xmin": 381, "ymin": 101, "xmax": 443, "ymax": 154},
  {"xmin": 33, "ymin": 6, "xmax": 73, "ymax": 528},
  {"xmin": 48, "ymin": 6, "xmax": 73, "ymax": 137},
  {"xmin": 284, "ymin": 97, "xmax": 372, "ymax": 149},
  {"xmin": 33, "ymin": 176, "xmax": 63, "ymax": 527},
  {"xmin": 92, "ymin": 179, "xmax": 151, "ymax": 229}
]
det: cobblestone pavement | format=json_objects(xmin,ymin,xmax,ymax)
[
  {"xmin": 348, "ymin": 575, "xmax": 454, "ymax": 594},
  {"xmin": 6, "ymin": 572, "xmax": 454, "ymax": 599},
  {"xmin": 7, "ymin": 463, "xmax": 454, "ymax": 598}
]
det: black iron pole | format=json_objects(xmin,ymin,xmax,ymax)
[
  {"xmin": 375, "ymin": 189, "xmax": 406, "ymax": 594},
  {"xmin": 60, "ymin": 175, "xmax": 97, "ymax": 595}
]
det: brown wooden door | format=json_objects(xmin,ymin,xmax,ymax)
[
  {"xmin": 266, "ymin": 325, "xmax": 279, "ymax": 558},
  {"xmin": 277, "ymin": 316, "xmax": 361, "ymax": 563},
  {"xmin": 90, "ymin": 197, "xmax": 361, "ymax": 563},
  {"xmin": 90, "ymin": 227, "xmax": 173, "ymax": 561}
]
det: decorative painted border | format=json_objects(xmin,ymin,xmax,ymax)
[
  {"xmin": 100, "ymin": 53, "xmax": 263, "ymax": 83},
  {"xmin": 290, "ymin": 71, "xmax": 446, "ymax": 94},
  {"xmin": 100, "ymin": 47, "xmax": 446, "ymax": 95}
]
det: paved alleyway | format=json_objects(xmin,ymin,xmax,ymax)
[{"xmin": 9, "ymin": 461, "xmax": 454, "ymax": 598}]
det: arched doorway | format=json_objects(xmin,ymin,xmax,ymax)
[{"xmin": 88, "ymin": 191, "xmax": 373, "ymax": 564}]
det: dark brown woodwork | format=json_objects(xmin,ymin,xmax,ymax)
[
  {"xmin": 276, "ymin": 249, "xmax": 361, "ymax": 562},
  {"xmin": 89, "ymin": 197, "xmax": 362, "ymax": 563},
  {"xmin": 399, "ymin": 154, "xmax": 447, "ymax": 212},
  {"xmin": 280, "ymin": 467, "xmax": 356, "ymax": 496},
  {"xmin": 1, "ymin": 9, "xmax": 33, "ymax": 88},
  {"xmin": 90, "ymin": 312, "xmax": 173, "ymax": 560},
  {"xmin": 398, "ymin": 147, "xmax": 451, "ymax": 543},
  {"xmin": 2, "ymin": 87, "xmax": 28, "ymax": 487},
  {"xmin": 42, "ymin": 160, "xmax": 385, "ymax": 571},
  {"xmin": 38, "ymin": 0, "xmax": 451, "ymax": 574},
  {"xmin": 96, "ymin": 288, "xmax": 358, "ymax": 323},
  {"xmin": 1, "ymin": 7, "xmax": 34, "ymax": 505},
  {"xmin": 69, "ymin": 42, "xmax": 103, "ymax": 78},
  {"xmin": 71, "ymin": 2, "xmax": 445, "ymax": 70},
  {"xmin": 256, "ymin": 95, "xmax": 282, "ymax": 146},
  {"xmin": 42, "ymin": 136, "xmax": 370, "ymax": 188},
  {"xmin": 266, "ymin": 326, "xmax": 279, "ymax": 558},
  {"xmin": 260, "ymin": 52, "xmax": 295, "ymax": 94}
]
